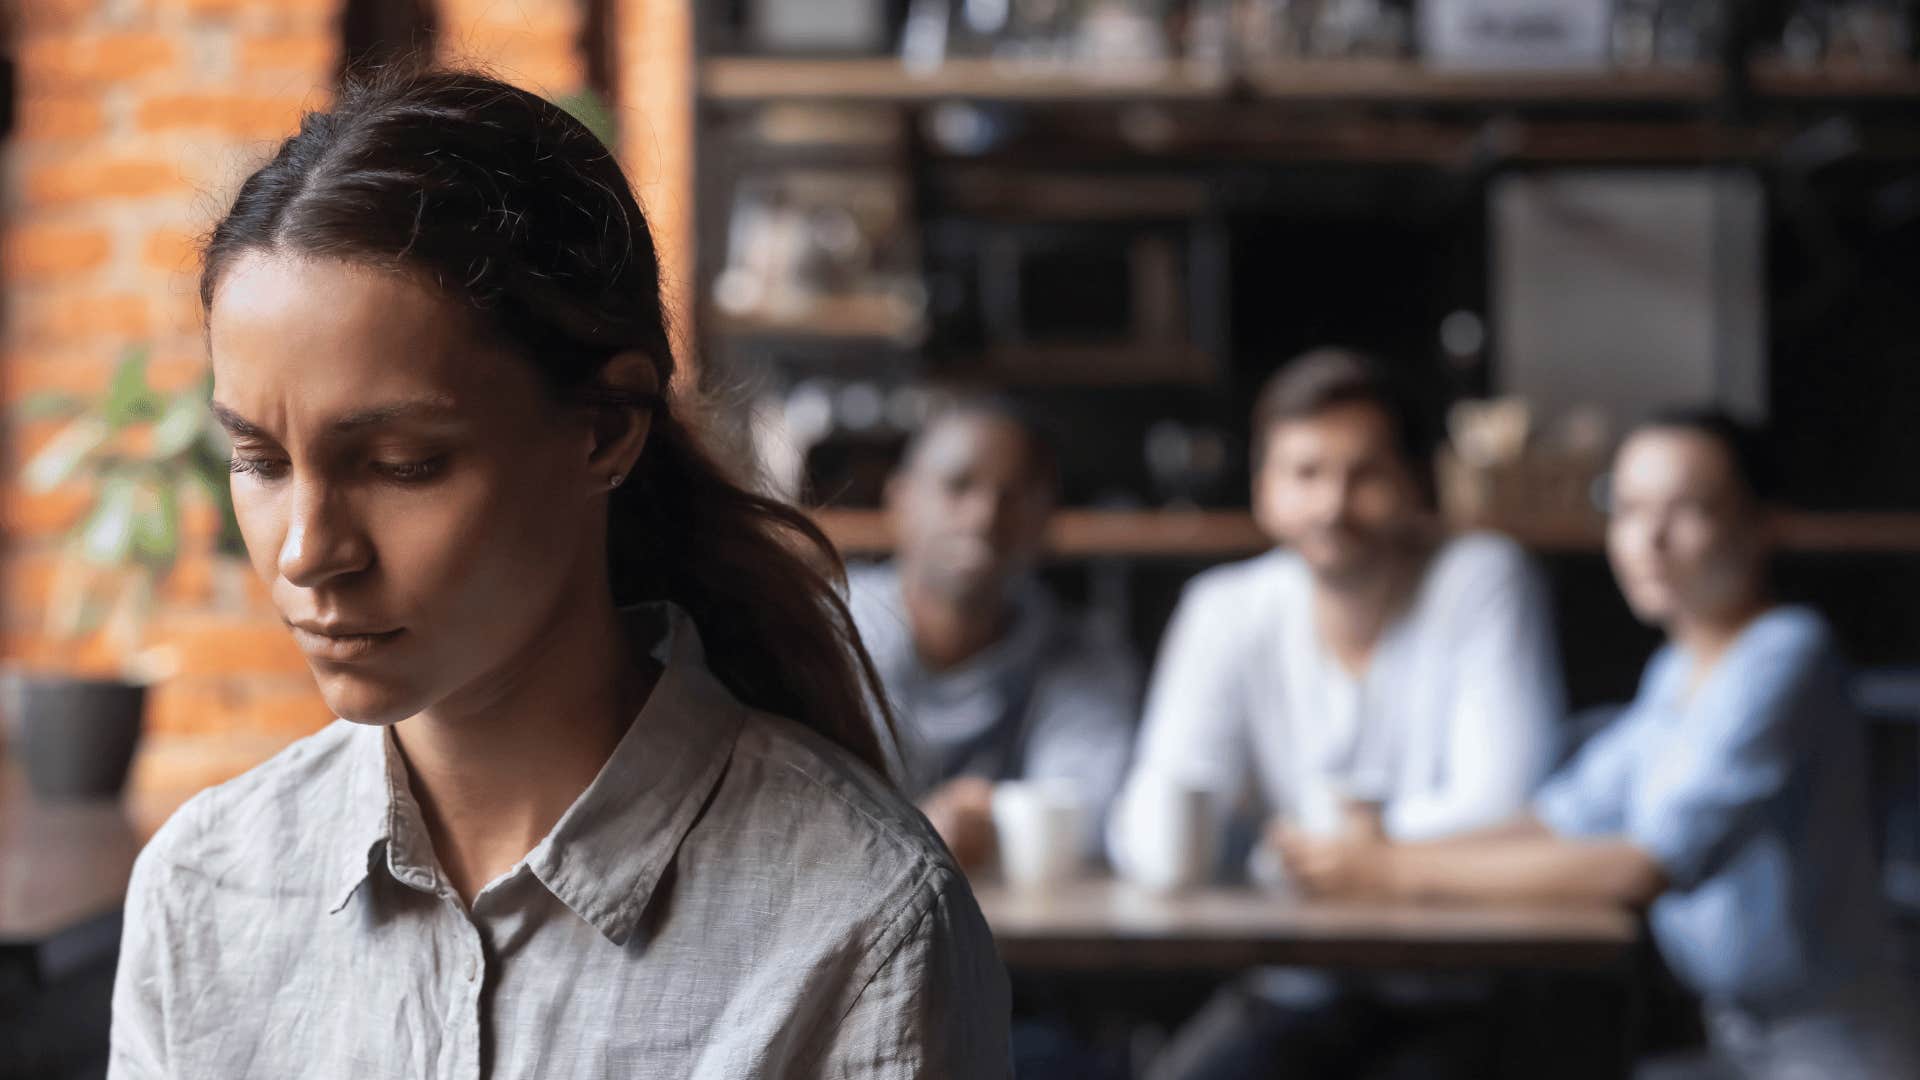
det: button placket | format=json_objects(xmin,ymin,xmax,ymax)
[{"xmin": 440, "ymin": 893, "xmax": 487, "ymax": 1080}]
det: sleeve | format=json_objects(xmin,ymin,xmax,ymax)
[
  {"xmin": 820, "ymin": 873, "xmax": 1012, "ymax": 1079},
  {"xmin": 1106, "ymin": 571, "xmax": 1256, "ymax": 876},
  {"xmin": 1019, "ymin": 628, "xmax": 1142, "ymax": 858},
  {"xmin": 1389, "ymin": 545, "xmax": 1565, "ymax": 840},
  {"xmin": 109, "ymin": 839, "xmax": 178, "ymax": 1079},
  {"xmin": 1625, "ymin": 616, "xmax": 1833, "ymax": 890},
  {"xmin": 1535, "ymin": 708, "xmax": 1644, "ymax": 838}
]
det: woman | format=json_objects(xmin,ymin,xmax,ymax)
[
  {"xmin": 1279, "ymin": 410, "xmax": 1914, "ymax": 1078},
  {"xmin": 109, "ymin": 70, "xmax": 1008, "ymax": 1078}
]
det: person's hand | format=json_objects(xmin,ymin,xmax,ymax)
[
  {"xmin": 920, "ymin": 777, "xmax": 997, "ymax": 871},
  {"xmin": 1268, "ymin": 817, "xmax": 1400, "ymax": 899}
]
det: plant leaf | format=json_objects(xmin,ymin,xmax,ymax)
[
  {"xmin": 130, "ymin": 476, "xmax": 181, "ymax": 573},
  {"xmin": 101, "ymin": 345, "xmax": 160, "ymax": 429},
  {"xmin": 21, "ymin": 416, "xmax": 111, "ymax": 492},
  {"xmin": 13, "ymin": 391, "xmax": 87, "ymax": 422},
  {"xmin": 556, "ymin": 87, "xmax": 618, "ymax": 147},
  {"xmin": 104, "ymin": 571, "xmax": 158, "ymax": 662},
  {"xmin": 151, "ymin": 389, "xmax": 207, "ymax": 458},
  {"xmin": 76, "ymin": 472, "xmax": 139, "ymax": 565}
]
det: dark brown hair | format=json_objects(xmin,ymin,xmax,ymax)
[
  {"xmin": 1627, "ymin": 407, "xmax": 1778, "ymax": 505},
  {"xmin": 200, "ymin": 68, "xmax": 897, "ymax": 775},
  {"xmin": 1250, "ymin": 347, "xmax": 1434, "ymax": 494}
]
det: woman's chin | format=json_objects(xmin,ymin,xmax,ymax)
[{"xmin": 311, "ymin": 672, "xmax": 425, "ymax": 727}]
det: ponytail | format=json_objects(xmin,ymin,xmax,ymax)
[{"xmin": 610, "ymin": 407, "xmax": 896, "ymax": 773}]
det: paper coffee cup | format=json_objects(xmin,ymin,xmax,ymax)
[{"xmin": 991, "ymin": 780, "xmax": 1086, "ymax": 892}]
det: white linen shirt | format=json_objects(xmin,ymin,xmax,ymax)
[
  {"xmin": 1110, "ymin": 532, "xmax": 1563, "ymax": 874},
  {"xmin": 109, "ymin": 604, "xmax": 1010, "ymax": 1079}
]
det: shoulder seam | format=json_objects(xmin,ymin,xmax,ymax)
[{"xmin": 815, "ymin": 861, "xmax": 952, "ymax": 1071}]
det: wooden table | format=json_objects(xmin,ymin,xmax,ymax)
[
  {"xmin": 0, "ymin": 760, "xmax": 143, "ymax": 981},
  {"xmin": 973, "ymin": 877, "xmax": 1641, "ymax": 973}
]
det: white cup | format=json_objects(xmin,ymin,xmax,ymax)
[
  {"xmin": 1121, "ymin": 776, "xmax": 1220, "ymax": 894},
  {"xmin": 991, "ymin": 780, "xmax": 1087, "ymax": 892}
]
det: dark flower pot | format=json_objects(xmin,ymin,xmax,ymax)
[{"xmin": 16, "ymin": 675, "xmax": 146, "ymax": 800}]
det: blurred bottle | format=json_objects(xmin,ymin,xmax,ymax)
[{"xmin": 1612, "ymin": 0, "xmax": 1660, "ymax": 67}]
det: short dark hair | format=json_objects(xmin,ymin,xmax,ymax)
[
  {"xmin": 903, "ymin": 391, "xmax": 1060, "ymax": 493},
  {"xmin": 1251, "ymin": 347, "xmax": 1432, "ymax": 482},
  {"xmin": 1628, "ymin": 407, "xmax": 1778, "ymax": 504}
]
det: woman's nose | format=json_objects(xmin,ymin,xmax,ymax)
[{"xmin": 277, "ymin": 479, "xmax": 372, "ymax": 587}]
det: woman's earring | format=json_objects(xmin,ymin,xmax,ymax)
[{"xmin": 609, "ymin": 474, "xmax": 625, "ymax": 489}]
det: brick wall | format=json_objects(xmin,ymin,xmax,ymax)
[{"xmin": 0, "ymin": 0, "xmax": 654, "ymax": 812}]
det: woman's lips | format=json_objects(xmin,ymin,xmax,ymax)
[{"xmin": 290, "ymin": 625, "xmax": 405, "ymax": 662}]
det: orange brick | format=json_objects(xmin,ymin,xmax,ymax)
[
  {"xmin": 147, "ymin": 676, "xmax": 334, "ymax": 738},
  {"xmin": 2, "ymin": 486, "xmax": 93, "ymax": 534},
  {"xmin": 129, "ymin": 732, "xmax": 300, "ymax": 818},
  {"xmin": 145, "ymin": 678, "xmax": 240, "ymax": 737},
  {"xmin": 136, "ymin": 93, "xmax": 309, "ymax": 140},
  {"xmin": 172, "ymin": 0, "xmax": 253, "ymax": 14},
  {"xmin": 18, "ymin": 33, "xmax": 179, "ymax": 87},
  {"xmin": 26, "ymin": 156, "xmax": 188, "ymax": 206},
  {"xmin": 2, "ymin": 347, "xmax": 206, "ymax": 400},
  {"xmin": 144, "ymin": 228, "xmax": 204, "ymax": 273},
  {"xmin": 4, "ymin": 550, "xmax": 63, "ymax": 614},
  {"xmin": 1, "ymin": 224, "xmax": 112, "ymax": 282},
  {"xmin": 0, "ymin": 629, "xmax": 126, "ymax": 677},
  {"xmin": 237, "ymin": 33, "xmax": 338, "ymax": 75},
  {"xmin": 153, "ymin": 614, "xmax": 313, "ymax": 676},
  {"xmin": 15, "ymin": 94, "xmax": 107, "ymax": 141},
  {"xmin": 11, "ymin": 293, "xmax": 152, "ymax": 344},
  {"xmin": 150, "ymin": 288, "xmax": 211, "ymax": 338},
  {"xmin": 15, "ymin": 0, "xmax": 99, "ymax": 33}
]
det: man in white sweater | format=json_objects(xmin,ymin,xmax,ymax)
[{"xmin": 1110, "ymin": 349, "xmax": 1566, "ymax": 1079}]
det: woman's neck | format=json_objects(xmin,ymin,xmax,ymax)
[
  {"xmin": 392, "ymin": 588, "xmax": 658, "ymax": 906},
  {"xmin": 1672, "ymin": 593, "xmax": 1771, "ymax": 692}
]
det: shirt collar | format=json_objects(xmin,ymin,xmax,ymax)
[{"xmin": 326, "ymin": 603, "xmax": 747, "ymax": 945}]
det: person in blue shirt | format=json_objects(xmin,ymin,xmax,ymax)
[{"xmin": 1279, "ymin": 409, "xmax": 1916, "ymax": 1078}]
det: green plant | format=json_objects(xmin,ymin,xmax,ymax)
[
  {"xmin": 16, "ymin": 345, "xmax": 242, "ymax": 668},
  {"xmin": 555, "ymin": 87, "xmax": 618, "ymax": 148}
]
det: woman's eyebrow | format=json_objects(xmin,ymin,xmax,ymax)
[
  {"xmin": 208, "ymin": 397, "xmax": 462, "ymax": 440},
  {"xmin": 329, "ymin": 396, "xmax": 462, "ymax": 433},
  {"xmin": 210, "ymin": 401, "xmax": 267, "ymax": 439}
]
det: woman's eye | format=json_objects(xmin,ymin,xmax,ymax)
[
  {"xmin": 228, "ymin": 456, "xmax": 289, "ymax": 481},
  {"xmin": 372, "ymin": 456, "xmax": 447, "ymax": 484}
]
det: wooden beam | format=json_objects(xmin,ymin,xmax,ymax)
[{"xmin": 617, "ymin": 0, "xmax": 698, "ymax": 389}]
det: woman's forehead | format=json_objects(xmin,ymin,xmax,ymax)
[
  {"xmin": 1614, "ymin": 429, "xmax": 1738, "ymax": 499},
  {"xmin": 209, "ymin": 252, "xmax": 517, "ymax": 412}
]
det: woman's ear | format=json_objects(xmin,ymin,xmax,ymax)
[{"xmin": 587, "ymin": 350, "xmax": 659, "ymax": 490}]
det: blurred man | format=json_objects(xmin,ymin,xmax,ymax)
[
  {"xmin": 1111, "ymin": 349, "xmax": 1565, "ymax": 1079},
  {"xmin": 849, "ymin": 396, "xmax": 1139, "ymax": 870},
  {"xmin": 1282, "ymin": 411, "xmax": 1917, "ymax": 1079}
]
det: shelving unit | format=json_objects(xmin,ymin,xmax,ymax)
[
  {"xmin": 813, "ymin": 508, "xmax": 1920, "ymax": 559},
  {"xmin": 702, "ymin": 55, "xmax": 1920, "ymax": 107},
  {"xmin": 698, "ymin": 34, "xmax": 1920, "ymax": 562}
]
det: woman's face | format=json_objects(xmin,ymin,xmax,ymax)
[
  {"xmin": 1606, "ymin": 427, "xmax": 1765, "ymax": 629},
  {"xmin": 209, "ymin": 252, "xmax": 605, "ymax": 726}
]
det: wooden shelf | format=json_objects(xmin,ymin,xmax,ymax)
[
  {"xmin": 1750, "ymin": 60, "xmax": 1920, "ymax": 99},
  {"xmin": 703, "ymin": 56, "xmax": 1226, "ymax": 103},
  {"xmin": 813, "ymin": 508, "xmax": 1920, "ymax": 559},
  {"xmin": 1242, "ymin": 60, "xmax": 1719, "ymax": 104},
  {"xmin": 703, "ymin": 56, "xmax": 1920, "ymax": 107},
  {"xmin": 713, "ymin": 294, "xmax": 925, "ymax": 343}
]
